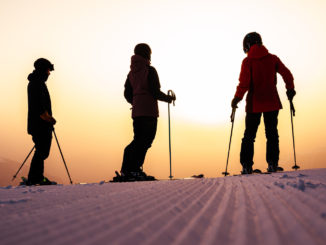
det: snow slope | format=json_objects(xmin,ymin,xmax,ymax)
[{"xmin": 1, "ymin": 169, "xmax": 326, "ymax": 245}]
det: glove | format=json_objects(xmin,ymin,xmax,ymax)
[
  {"xmin": 40, "ymin": 111, "xmax": 56, "ymax": 125},
  {"xmin": 167, "ymin": 94, "xmax": 176, "ymax": 104},
  {"xmin": 49, "ymin": 117, "xmax": 57, "ymax": 125},
  {"xmin": 231, "ymin": 97, "xmax": 241, "ymax": 108},
  {"xmin": 286, "ymin": 89, "xmax": 296, "ymax": 101}
]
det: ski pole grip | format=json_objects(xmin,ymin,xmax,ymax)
[
  {"xmin": 290, "ymin": 101, "xmax": 295, "ymax": 117},
  {"xmin": 230, "ymin": 108, "xmax": 236, "ymax": 122},
  {"xmin": 168, "ymin": 90, "xmax": 176, "ymax": 106}
]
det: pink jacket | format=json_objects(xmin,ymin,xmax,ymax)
[{"xmin": 128, "ymin": 55, "xmax": 159, "ymax": 118}]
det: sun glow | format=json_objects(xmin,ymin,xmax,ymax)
[
  {"xmin": 154, "ymin": 29, "xmax": 245, "ymax": 124},
  {"xmin": 167, "ymin": 74, "xmax": 240, "ymax": 125}
]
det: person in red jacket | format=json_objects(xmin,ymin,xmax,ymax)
[
  {"xmin": 113, "ymin": 43, "xmax": 175, "ymax": 182},
  {"xmin": 232, "ymin": 32, "xmax": 296, "ymax": 174}
]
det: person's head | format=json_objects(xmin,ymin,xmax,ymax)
[
  {"xmin": 134, "ymin": 43, "xmax": 151, "ymax": 61},
  {"xmin": 243, "ymin": 32, "xmax": 262, "ymax": 54},
  {"xmin": 34, "ymin": 58, "xmax": 54, "ymax": 75}
]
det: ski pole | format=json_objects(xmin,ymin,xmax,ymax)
[
  {"xmin": 222, "ymin": 108, "xmax": 236, "ymax": 176},
  {"xmin": 168, "ymin": 90, "xmax": 176, "ymax": 180},
  {"xmin": 53, "ymin": 128, "xmax": 73, "ymax": 184},
  {"xmin": 290, "ymin": 100, "xmax": 300, "ymax": 170},
  {"xmin": 12, "ymin": 146, "xmax": 35, "ymax": 181}
]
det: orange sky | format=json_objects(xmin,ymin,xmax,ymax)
[{"xmin": 1, "ymin": 0, "xmax": 326, "ymax": 185}]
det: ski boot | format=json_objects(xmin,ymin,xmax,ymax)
[
  {"xmin": 276, "ymin": 166, "xmax": 284, "ymax": 172},
  {"xmin": 267, "ymin": 163, "xmax": 276, "ymax": 172},
  {"xmin": 267, "ymin": 162, "xmax": 283, "ymax": 173},
  {"xmin": 111, "ymin": 171, "xmax": 137, "ymax": 182},
  {"xmin": 39, "ymin": 177, "xmax": 57, "ymax": 185},
  {"xmin": 20, "ymin": 177, "xmax": 29, "ymax": 186},
  {"xmin": 241, "ymin": 163, "xmax": 253, "ymax": 175},
  {"xmin": 21, "ymin": 176, "xmax": 57, "ymax": 186},
  {"xmin": 134, "ymin": 170, "xmax": 156, "ymax": 181},
  {"xmin": 111, "ymin": 170, "xmax": 156, "ymax": 182}
]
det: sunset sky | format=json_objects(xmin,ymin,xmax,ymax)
[{"xmin": 1, "ymin": 0, "xmax": 326, "ymax": 185}]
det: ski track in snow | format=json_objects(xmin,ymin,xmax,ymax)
[{"xmin": 0, "ymin": 169, "xmax": 326, "ymax": 245}]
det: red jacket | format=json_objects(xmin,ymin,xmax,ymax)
[{"xmin": 235, "ymin": 45, "xmax": 294, "ymax": 113}]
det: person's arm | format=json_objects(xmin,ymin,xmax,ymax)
[
  {"xmin": 148, "ymin": 67, "xmax": 173, "ymax": 103},
  {"xmin": 29, "ymin": 82, "xmax": 46, "ymax": 116},
  {"xmin": 275, "ymin": 56, "xmax": 294, "ymax": 90},
  {"xmin": 235, "ymin": 58, "xmax": 251, "ymax": 99},
  {"xmin": 231, "ymin": 58, "xmax": 250, "ymax": 108},
  {"xmin": 275, "ymin": 56, "xmax": 295, "ymax": 100},
  {"xmin": 40, "ymin": 111, "xmax": 56, "ymax": 124},
  {"xmin": 28, "ymin": 83, "xmax": 56, "ymax": 124},
  {"xmin": 275, "ymin": 56, "xmax": 296, "ymax": 100},
  {"xmin": 124, "ymin": 77, "xmax": 133, "ymax": 104}
]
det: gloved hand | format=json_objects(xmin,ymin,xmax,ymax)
[
  {"xmin": 286, "ymin": 89, "xmax": 296, "ymax": 101},
  {"xmin": 40, "ymin": 111, "xmax": 56, "ymax": 125},
  {"xmin": 167, "ymin": 94, "xmax": 176, "ymax": 104},
  {"xmin": 231, "ymin": 97, "xmax": 241, "ymax": 108},
  {"xmin": 49, "ymin": 117, "xmax": 56, "ymax": 125}
]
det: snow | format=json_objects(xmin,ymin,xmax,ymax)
[{"xmin": 1, "ymin": 169, "xmax": 326, "ymax": 245}]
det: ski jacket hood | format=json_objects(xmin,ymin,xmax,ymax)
[
  {"xmin": 28, "ymin": 70, "xmax": 49, "ymax": 83},
  {"xmin": 130, "ymin": 55, "xmax": 150, "ymax": 73},
  {"xmin": 247, "ymin": 44, "xmax": 269, "ymax": 59},
  {"xmin": 235, "ymin": 45, "xmax": 294, "ymax": 113}
]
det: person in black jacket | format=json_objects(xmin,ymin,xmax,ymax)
[
  {"xmin": 113, "ymin": 43, "xmax": 175, "ymax": 182},
  {"xmin": 27, "ymin": 58, "xmax": 56, "ymax": 185}
]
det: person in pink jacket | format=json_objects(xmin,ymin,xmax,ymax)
[
  {"xmin": 232, "ymin": 32, "xmax": 296, "ymax": 174},
  {"xmin": 115, "ymin": 43, "xmax": 175, "ymax": 182}
]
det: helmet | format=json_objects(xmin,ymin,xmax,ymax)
[
  {"xmin": 243, "ymin": 32, "xmax": 262, "ymax": 53},
  {"xmin": 134, "ymin": 43, "xmax": 151, "ymax": 60},
  {"xmin": 34, "ymin": 58, "xmax": 54, "ymax": 71}
]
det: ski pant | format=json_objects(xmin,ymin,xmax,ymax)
[
  {"xmin": 240, "ymin": 111, "xmax": 279, "ymax": 167},
  {"xmin": 28, "ymin": 129, "xmax": 52, "ymax": 182},
  {"xmin": 121, "ymin": 117, "xmax": 157, "ymax": 173}
]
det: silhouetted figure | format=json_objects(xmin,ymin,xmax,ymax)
[
  {"xmin": 232, "ymin": 32, "xmax": 296, "ymax": 174},
  {"xmin": 116, "ymin": 43, "xmax": 175, "ymax": 182},
  {"xmin": 27, "ymin": 58, "xmax": 57, "ymax": 185}
]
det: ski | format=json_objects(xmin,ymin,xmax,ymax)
[
  {"xmin": 110, "ymin": 171, "xmax": 157, "ymax": 183},
  {"xmin": 177, "ymin": 174, "xmax": 205, "ymax": 180},
  {"xmin": 233, "ymin": 167, "xmax": 284, "ymax": 176},
  {"xmin": 110, "ymin": 171, "xmax": 204, "ymax": 182},
  {"xmin": 252, "ymin": 169, "xmax": 271, "ymax": 174},
  {"xmin": 19, "ymin": 176, "xmax": 57, "ymax": 186},
  {"xmin": 233, "ymin": 169, "xmax": 270, "ymax": 176}
]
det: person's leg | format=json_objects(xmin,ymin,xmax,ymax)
[
  {"xmin": 240, "ymin": 112, "xmax": 262, "ymax": 172},
  {"xmin": 121, "ymin": 144, "xmax": 134, "ymax": 174},
  {"xmin": 28, "ymin": 129, "xmax": 52, "ymax": 183},
  {"xmin": 121, "ymin": 119, "xmax": 138, "ymax": 174},
  {"xmin": 134, "ymin": 117, "xmax": 157, "ymax": 171},
  {"xmin": 263, "ymin": 111, "xmax": 279, "ymax": 171},
  {"xmin": 121, "ymin": 117, "xmax": 157, "ymax": 178}
]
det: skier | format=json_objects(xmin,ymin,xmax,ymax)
[
  {"xmin": 115, "ymin": 43, "xmax": 176, "ymax": 182},
  {"xmin": 26, "ymin": 58, "xmax": 57, "ymax": 185},
  {"xmin": 231, "ymin": 32, "xmax": 296, "ymax": 174}
]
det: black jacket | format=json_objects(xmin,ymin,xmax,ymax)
[{"xmin": 27, "ymin": 70, "xmax": 52, "ymax": 134}]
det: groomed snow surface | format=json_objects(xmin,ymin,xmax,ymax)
[{"xmin": 1, "ymin": 169, "xmax": 326, "ymax": 245}]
